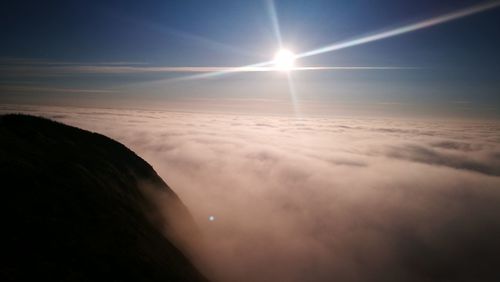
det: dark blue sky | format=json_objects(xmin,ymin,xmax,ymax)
[{"xmin": 1, "ymin": 0, "xmax": 500, "ymax": 118}]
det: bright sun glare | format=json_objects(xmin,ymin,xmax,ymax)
[{"xmin": 273, "ymin": 49, "xmax": 295, "ymax": 71}]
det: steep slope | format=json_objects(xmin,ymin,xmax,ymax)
[{"xmin": 0, "ymin": 114, "xmax": 207, "ymax": 281}]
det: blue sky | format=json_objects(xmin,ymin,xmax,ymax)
[{"xmin": 1, "ymin": 0, "xmax": 500, "ymax": 118}]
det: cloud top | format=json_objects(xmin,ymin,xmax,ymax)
[{"xmin": 3, "ymin": 104, "xmax": 500, "ymax": 282}]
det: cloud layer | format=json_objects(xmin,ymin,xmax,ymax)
[{"xmin": 3, "ymin": 104, "xmax": 500, "ymax": 282}]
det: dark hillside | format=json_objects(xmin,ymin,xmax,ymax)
[{"xmin": 0, "ymin": 114, "xmax": 207, "ymax": 281}]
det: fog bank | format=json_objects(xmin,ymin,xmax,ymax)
[{"xmin": 3, "ymin": 104, "xmax": 500, "ymax": 282}]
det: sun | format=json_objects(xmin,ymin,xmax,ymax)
[{"xmin": 273, "ymin": 49, "xmax": 295, "ymax": 71}]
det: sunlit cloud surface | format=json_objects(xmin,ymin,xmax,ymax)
[{"xmin": 2, "ymin": 105, "xmax": 500, "ymax": 282}]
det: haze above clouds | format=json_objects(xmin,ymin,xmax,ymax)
[{"xmin": 3, "ymin": 104, "xmax": 500, "ymax": 282}]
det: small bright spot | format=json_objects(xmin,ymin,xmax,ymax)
[
  {"xmin": 273, "ymin": 49, "xmax": 295, "ymax": 71},
  {"xmin": 209, "ymin": 215, "xmax": 215, "ymax": 221}
]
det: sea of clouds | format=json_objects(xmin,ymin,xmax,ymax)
[{"xmin": 2, "ymin": 104, "xmax": 500, "ymax": 282}]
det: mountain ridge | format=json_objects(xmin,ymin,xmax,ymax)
[{"xmin": 0, "ymin": 114, "xmax": 207, "ymax": 281}]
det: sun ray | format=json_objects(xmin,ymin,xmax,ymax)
[
  {"xmin": 286, "ymin": 72, "xmax": 301, "ymax": 117},
  {"xmin": 169, "ymin": 1, "xmax": 499, "ymax": 82},
  {"xmin": 296, "ymin": 1, "xmax": 500, "ymax": 59},
  {"xmin": 266, "ymin": 0, "xmax": 283, "ymax": 48}
]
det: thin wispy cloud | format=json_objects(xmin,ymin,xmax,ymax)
[
  {"xmin": 0, "ymin": 85, "xmax": 116, "ymax": 94},
  {"xmin": 0, "ymin": 62, "xmax": 413, "ymax": 77}
]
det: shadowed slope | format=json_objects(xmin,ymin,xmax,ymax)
[{"xmin": 0, "ymin": 114, "xmax": 207, "ymax": 281}]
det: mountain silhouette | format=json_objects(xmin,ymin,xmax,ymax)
[{"xmin": 0, "ymin": 114, "xmax": 207, "ymax": 281}]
